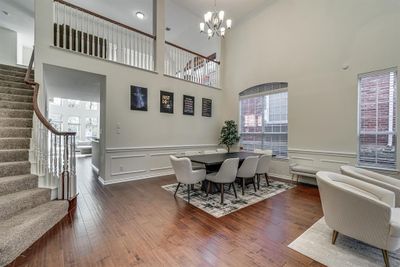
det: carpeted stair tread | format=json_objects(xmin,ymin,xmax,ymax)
[
  {"xmin": 0, "ymin": 127, "xmax": 32, "ymax": 138},
  {"xmin": 0, "ymin": 174, "xmax": 38, "ymax": 196},
  {"xmin": 0, "ymin": 80, "xmax": 31, "ymax": 90},
  {"xmin": 0, "ymin": 93, "xmax": 33, "ymax": 103},
  {"xmin": 0, "ymin": 109, "xmax": 33, "ymax": 118},
  {"xmin": 0, "ymin": 149, "xmax": 29, "ymax": 163},
  {"xmin": 0, "ymin": 74, "xmax": 25, "ymax": 83},
  {"xmin": 0, "ymin": 69, "xmax": 32, "ymax": 78},
  {"xmin": 0, "ymin": 161, "xmax": 31, "ymax": 178},
  {"xmin": 0, "ymin": 64, "xmax": 29, "ymax": 73},
  {"xmin": 0, "ymin": 138, "xmax": 30, "ymax": 149},
  {"xmin": 0, "ymin": 100, "xmax": 33, "ymax": 110},
  {"xmin": 0, "ymin": 200, "xmax": 68, "ymax": 266},
  {"xmin": 0, "ymin": 86, "xmax": 34, "ymax": 96},
  {"xmin": 0, "ymin": 188, "xmax": 51, "ymax": 221},
  {"xmin": 0, "ymin": 118, "xmax": 32, "ymax": 127}
]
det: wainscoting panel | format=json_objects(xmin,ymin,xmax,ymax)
[
  {"xmin": 103, "ymin": 144, "xmax": 219, "ymax": 185},
  {"xmin": 288, "ymin": 148, "xmax": 357, "ymax": 173}
]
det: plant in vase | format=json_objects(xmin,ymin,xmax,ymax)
[{"xmin": 219, "ymin": 120, "xmax": 240, "ymax": 153}]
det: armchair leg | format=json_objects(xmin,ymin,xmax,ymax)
[
  {"xmin": 242, "ymin": 178, "xmax": 245, "ymax": 195},
  {"xmin": 332, "ymin": 230, "xmax": 339, "ymax": 245},
  {"xmin": 257, "ymin": 174, "xmax": 260, "ymax": 189},
  {"xmin": 232, "ymin": 183, "xmax": 237, "ymax": 198},
  {"xmin": 221, "ymin": 183, "xmax": 224, "ymax": 204},
  {"xmin": 174, "ymin": 182, "xmax": 181, "ymax": 197},
  {"xmin": 382, "ymin": 249, "xmax": 390, "ymax": 267}
]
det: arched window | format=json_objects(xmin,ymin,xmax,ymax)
[{"xmin": 239, "ymin": 82, "xmax": 288, "ymax": 157}]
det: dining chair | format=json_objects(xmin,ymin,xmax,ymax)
[
  {"xmin": 184, "ymin": 151, "xmax": 205, "ymax": 170},
  {"xmin": 236, "ymin": 156, "xmax": 259, "ymax": 195},
  {"xmin": 216, "ymin": 148, "xmax": 228, "ymax": 153},
  {"xmin": 205, "ymin": 158, "xmax": 239, "ymax": 204},
  {"xmin": 170, "ymin": 156, "xmax": 206, "ymax": 203},
  {"xmin": 256, "ymin": 154, "xmax": 272, "ymax": 189}
]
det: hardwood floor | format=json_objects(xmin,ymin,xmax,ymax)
[{"xmin": 10, "ymin": 157, "xmax": 324, "ymax": 267}]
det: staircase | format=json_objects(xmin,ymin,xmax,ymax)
[{"xmin": 0, "ymin": 64, "xmax": 68, "ymax": 267}]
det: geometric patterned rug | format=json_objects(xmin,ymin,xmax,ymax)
[
  {"xmin": 162, "ymin": 179, "xmax": 295, "ymax": 218},
  {"xmin": 289, "ymin": 217, "xmax": 400, "ymax": 267}
]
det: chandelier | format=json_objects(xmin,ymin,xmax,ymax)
[{"xmin": 199, "ymin": 0, "xmax": 232, "ymax": 39}]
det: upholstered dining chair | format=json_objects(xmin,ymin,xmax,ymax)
[
  {"xmin": 256, "ymin": 154, "xmax": 272, "ymax": 189},
  {"xmin": 184, "ymin": 151, "xmax": 205, "ymax": 170},
  {"xmin": 341, "ymin": 165, "xmax": 400, "ymax": 207},
  {"xmin": 317, "ymin": 171, "xmax": 400, "ymax": 267},
  {"xmin": 170, "ymin": 156, "xmax": 206, "ymax": 203},
  {"xmin": 236, "ymin": 156, "xmax": 259, "ymax": 195},
  {"xmin": 205, "ymin": 158, "xmax": 239, "ymax": 204}
]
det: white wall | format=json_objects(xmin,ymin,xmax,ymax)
[
  {"xmin": 0, "ymin": 26, "xmax": 17, "ymax": 66},
  {"xmin": 222, "ymin": 0, "xmax": 400, "ymax": 180},
  {"xmin": 35, "ymin": 0, "xmax": 223, "ymax": 184}
]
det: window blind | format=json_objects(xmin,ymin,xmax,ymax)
[{"xmin": 358, "ymin": 68, "xmax": 397, "ymax": 169}]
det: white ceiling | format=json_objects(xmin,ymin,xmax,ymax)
[{"xmin": 44, "ymin": 64, "xmax": 104, "ymax": 102}]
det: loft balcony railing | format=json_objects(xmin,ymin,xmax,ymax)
[
  {"xmin": 53, "ymin": 0, "xmax": 155, "ymax": 71},
  {"xmin": 164, "ymin": 42, "xmax": 220, "ymax": 88}
]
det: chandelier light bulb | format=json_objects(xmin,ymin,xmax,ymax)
[
  {"xmin": 226, "ymin": 19, "xmax": 232, "ymax": 29},
  {"xmin": 204, "ymin": 12, "xmax": 212, "ymax": 23},
  {"xmin": 220, "ymin": 27, "xmax": 226, "ymax": 36},
  {"xmin": 200, "ymin": 22, "xmax": 205, "ymax": 32},
  {"xmin": 207, "ymin": 29, "xmax": 213, "ymax": 37},
  {"xmin": 218, "ymin": 10, "xmax": 224, "ymax": 21}
]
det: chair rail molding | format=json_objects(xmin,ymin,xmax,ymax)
[{"xmin": 106, "ymin": 144, "xmax": 219, "ymax": 153}]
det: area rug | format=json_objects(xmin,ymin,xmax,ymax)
[
  {"xmin": 288, "ymin": 217, "xmax": 400, "ymax": 267},
  {"xmin": 162, "ymin": 179, "xmax": 295, "ymax": 218}
]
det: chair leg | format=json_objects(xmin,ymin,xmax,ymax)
[
  {"xmin": 256, "ymin": 174, "xmax": 260, "ymax": 189},
  {"xmin": 252, "ymin": 177, "xmax": 257, "ymax": 192},
  {"xmin": 187, "ymin": 184, "xmax": 191, "ymax": 203},
  {"xmin": 232, "ymin": 183, "xmax": 237, "ymax": 198},
  {"xmin": 382, "ymin": 249, "xmax": 390, "ymax": 267},
  {"xmin": 221, "ymin": 183, "xmax": 224, "ymax": 204},
  {"xmin": 174, "ymin": 182, "xmax": 181, "ymax": 197},
  {"xmin": 332, "ymin": 230, "xmax": 339, "ymax": 245},
  {"xmin": 206, "ymin": 181, "xmax": 211, "ymax": 197},
  {"xmin": 242, "ymin": 178, "xmax": 245, "ymax": 195},
  {"xmin": 265, "ymin": 173, "xmax": 270, "ymax": 186}
]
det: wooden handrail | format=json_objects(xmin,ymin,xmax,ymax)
[
  {"xmin": 165, "ymin": 41, "xmax": 220, "ymax": 65},
  {"xmin": 24, "ymin": 49, "xmax": 76, "ymax": 136},
  {"xmin": 54, "ymin": 0, "xmax": 156, "ymax": 40}
]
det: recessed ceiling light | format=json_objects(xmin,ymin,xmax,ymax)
[
  {"xmin": 2, "ymin": 10, "xmax": 9, "ymax": 16},
  {"xmin": 136, "ymin": 12, "xmax": 144, "ymax": 20}
]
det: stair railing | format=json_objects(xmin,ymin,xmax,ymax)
[{"xmin": 24, "ymin": 50, "xmax": 77, "ymax": 203}]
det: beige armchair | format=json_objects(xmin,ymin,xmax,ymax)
[
  {"xmin": 317, "ymin": 171, "xmax": 400, "ymax": 267},
  {"xmin": 341, "ymin": 165, "xmax": 400, "ymax": 207}
]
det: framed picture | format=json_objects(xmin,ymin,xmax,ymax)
[
  {"xmin": 202, "ymin": 98, "xmax": 212, "ymax": 117},
  {"xmin": 160, "ymin": 90, "xmax": 174, "ymax": 114},
  {"xmin": 130, "ymin": 86, "xmax": 148, "ymax": 111},
  {"xmin": 183, "ymin": 95, "xmax": 195, "ymax": 116}
]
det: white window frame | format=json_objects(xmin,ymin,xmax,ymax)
[{"xmin": 357, "ymin": 67, "xmax": 398, "ymax": 171}]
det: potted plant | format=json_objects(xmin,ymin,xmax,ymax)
[{"xmin": 219, "ymin": 120, "xmax": 240, "ymax": 152}]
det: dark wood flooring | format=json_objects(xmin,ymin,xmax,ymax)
[{"xmin": 10, "ymin": 157, "xmax": 324, "ymax": 267}]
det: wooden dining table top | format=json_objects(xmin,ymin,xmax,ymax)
[{"xmin": 185, "ymin": 152, "xmax": 264, "ymax": 166}]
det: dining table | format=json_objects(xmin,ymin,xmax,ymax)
[{"xmin": 184, "ymin": 151, "xmax": 269, "ymax": 193}]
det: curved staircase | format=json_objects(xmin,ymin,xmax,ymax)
[{"xmin": 0, "ymin": 64, "xmax": 68, "ymax": 267}]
